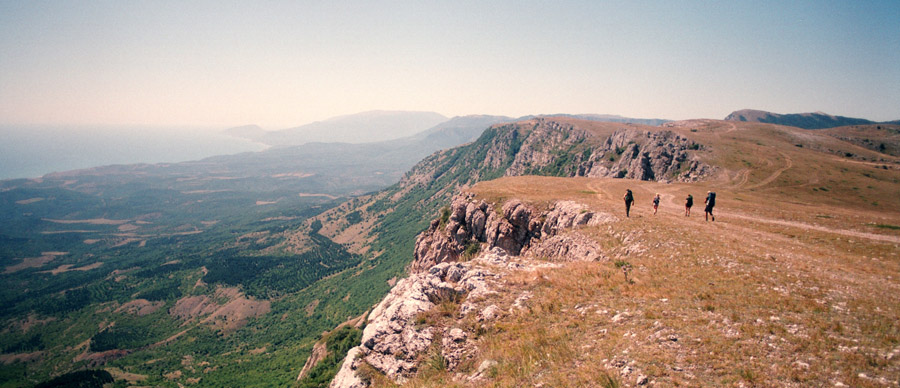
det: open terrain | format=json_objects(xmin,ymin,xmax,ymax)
[
  {"xmin": 449, "ymin": 175, "xmax": 900, "ymax": 387},
  {"xmin": 2, "ymin": 114, "xmax": 899, "ymax": 387},
  {"xmin": 323, "ymin": 118, "xmax": 900, "ymax": 387}
]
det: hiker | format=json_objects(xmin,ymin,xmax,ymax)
[
  {"xmin": 623, "ymin": 189, "xmax": 634, "ymax": 217},
  {"xmin": 685, "ymin": 194, "xmax": 693, "ymax": 216},
  {"xmin": 652, "ymin": 193, "xmax": 660, "ymax": 215},
  {"xmin": 704, "ymin": 191, "xmax": 716, "ymax": 221}
]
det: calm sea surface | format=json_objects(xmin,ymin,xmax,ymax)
[{"xmin": 0, "ymin": 126, "xmax": 268, "ymax": 180}]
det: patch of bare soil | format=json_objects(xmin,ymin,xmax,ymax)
[
  {"xmin": 105, "ymin": 367, "xmax": 148, "ymax": 383},
  {"xmin": 42, "ymin": 262, "xmax": 103, "ymax": 275},
  {"xmin": 74, "ymin": 348, "xmax": 131, "ymax": 368},
  {"xmin": 43, "ymin": 218, "xmax": 129, "ymax": 225},
  {"xmin": 170, "ymin": 287, "xmax": 270, "ymax": 334},
  {"xmin": 14, "ymin": 197, "xmax": 44, "ymax": 205},
  {"xmin": 40, "ymin": 229, "xmax": 99, "ymax": 234},
  {"xmin": 115, "ymin": 299, "xmax": 165, "ymax": 316},
  {"xmin": 117, "ymin": 224, "xmax": 140, "ymax": 232},
  {"xmin": 298, "ymin": 192, "xmax": 338, "ymax": 199},
  {"xmin": 0, "ymin": 351, "xmax": 43, "ymax": 365},
  {"xmin": 8, "ymin": 314, "xmax": 57, "ymax": 332},
  {"xmin": 305, "ymin": 299, "xmax": 320, "ymax": 317},
  {"xmin": 273, "ymin": 172, "xmax": 314, "ymax": 178},
  {"xmin": 4, "ymin": 252, "xmax": 67, "ymax": 273}
]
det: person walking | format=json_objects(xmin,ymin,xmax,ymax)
[
  {"xmin": 652, "ymin": 193, "xmax": 660, "ymax": 215},
  {"xmin": 624, "ymin": 189, "xmax": 635, "ymax": 218},
  {"xmin": 685, "ymin": 194, "xmax": 693, "ymax": 216},
  {"xmin": 704, "ymin": 191, "xmax": 716, "ymax": 221}
]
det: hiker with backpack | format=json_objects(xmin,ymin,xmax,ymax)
[
  {"xmin": 624, "ymin": 189, "xmax": 635, "ymax": 218},
  {"xmin": 685, "ymin": 194, "xmax": 693, "ymax": 216},
  {"xmin": 705, "ymin": 191, "xmax": 716, "ymax": 221},
  {"xmin": 652, "ymin": 193, "xmax": 660, "ymax": 215}
]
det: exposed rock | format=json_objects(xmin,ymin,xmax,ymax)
[
  {"xmin": 478, "ymin": 305, "xmax": 501, "ymax": 322},
  {"xmin": 636, "ymin": 374, "xmax": 649, "ymax": 385},
  {"xmin": 297, "ymin": 341, "xmax": 328, "ymax": 381},
  {"xmin": 441, "ymin": 327, "xmax": 471, "ymax": 370},
  {"xmin": 329, "ymin": 347, "xmax": 366, "ymax": 388},
  {"xmin": 332, "ymin": 197, "xmax": 615, "ymax": 387},
  {"xmin": 411, "ymin": 196, "xmax": 615, "ymax": 273},
  {"xmin": 332, "ymin": 257, "xmax": 500, "ymax": 386},
  {"xmin": 528, "ymin": 233, "xmax": 604, "ymax": 262},
  {"xmin": 577, "ymin": 128, "xmax": 711, "ymax": 182},
  {"xmin": 468, "ymin": 359, "xmax": 499, "ymax": 382}
]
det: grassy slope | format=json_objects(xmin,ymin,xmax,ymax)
[{"xmin": 389, "ymin": 120, "xmax": 900, "ymax": 387}]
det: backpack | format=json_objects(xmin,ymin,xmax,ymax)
[{"xmin": 707, "ymin": 192, "xmax": 716, "ymax": 206}]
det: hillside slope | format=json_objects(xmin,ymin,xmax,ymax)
[
  {"xmin": 319, "ymin": 118, "xmax": 900, "ymax": 387},
  {"xmin": 334, "ymin": 174, "xmax": 900, "ymax": 387}
]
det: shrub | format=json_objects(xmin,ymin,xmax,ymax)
[
  {"xmin": 439, "ymin": 206, "xmax": 451, "ymax": 228},
  {"xmin": 462, "ymin": 241, "xmax": 481, "ymax": 259}
]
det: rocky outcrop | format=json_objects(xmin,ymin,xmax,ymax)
[
  {"xmin": 411, "ymin": 196, "xmax": 613, "ymax": 273},
  {"xmin": 576, "ymin": 128, "xmax": 709, "ymax": 182},
  {"xmin": 331, "ymin": 198, "xmax": 616, "ymax": 387},
  {"xmin": 396, "ymin": 119, "xmax": 711, "ymax": 206},
  {"xmin": 330, "ymin": 258, "xmax": 500, "ymax": 387},
  {"xmin": 297, "ymin": 341, "xmax": 328, "ymax": 381}
]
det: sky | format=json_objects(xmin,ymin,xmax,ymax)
[{"xmin": 1, "ymin": 0, "xmax": 898, "ymax": 129}]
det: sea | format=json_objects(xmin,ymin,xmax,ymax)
[{"xmin": 0, "ymin": 126, "xmax": 268, "ymax": 180}]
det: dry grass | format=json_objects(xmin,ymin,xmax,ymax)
[
  {"xmin": 390, "ymin": 168, "xmax": 900, "ymax": 387},
  {"xmin": 372, "ymin": 119, "xmax": 900, "ymax": 387}
]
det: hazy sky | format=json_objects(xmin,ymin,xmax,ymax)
[{"xmin": 1, "ymin": 1, "xmax": 898, "ymax": 128}]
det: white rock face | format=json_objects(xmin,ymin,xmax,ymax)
[
  {"xmin": 331, "ymin": 259, "xmax": 500, "ymax": 387},
  {"xmin": 330, "ymin": 199, "xmax": 614, "ymax": 387},
  {"xmin": 329, "ymin": 347, "xmax": 366, "ymax": 388}
]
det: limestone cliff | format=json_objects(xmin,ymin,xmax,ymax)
[
  {"xmin": 396, "ymin": 118, "xmax": 711, "ymax": 198},
  {"xmin": 329, "ymin": 195, "xmax": 616, "ymax": 387}
]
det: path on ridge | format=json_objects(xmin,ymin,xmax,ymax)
[{"xmin": 586, "ymin": 181, "xmax": 899, "ymax": 245}]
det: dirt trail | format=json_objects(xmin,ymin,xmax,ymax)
[
  {"xmin": 723, "ymin": 212, "xmax": 900, "ymax": 244},
  {"xmin": 586, "ymin": 180, "xmax": 899, "ymax": 244},
  {"xmin": 745, "ymin": 151, "xmax": 793, "ymax": 189}
]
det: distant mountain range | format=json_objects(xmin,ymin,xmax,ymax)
[
  {"xmin": 226, "ymin": 111, "xmax": 449, "ymax": 146},
  {"xmin": 228, "ymin": 111, "xmax": 673, "ymax": 147},
  {"xmin": 724, "ymin": 109, "xmax": 900, "ymax": 129}
]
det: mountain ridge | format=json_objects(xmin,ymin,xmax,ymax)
[{"xmin": 723, "ymin": 108, "xmax": 899, "ymax": 129}]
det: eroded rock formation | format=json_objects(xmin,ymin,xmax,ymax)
[{"xmin": 331, "ymin": 197, "xmax": 616, "ymax": 387}]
